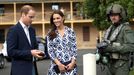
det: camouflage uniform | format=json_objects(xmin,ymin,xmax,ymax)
[
  {"xmin": 104, "ymin": 22, "xmax": 134, "ymax": 75},
  {"xmin": 97, "ymin": 4, "xmax": 134, "ymax": 75}
]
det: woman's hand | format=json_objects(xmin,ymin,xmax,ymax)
[
  {"xmin": 57, "ymin": 63, "xmax": 66, "ymax": 73},
  {"xmin": 65, "ymin": 58, "xmax": 76, "ymax": 71},
  {"xmin": 54, "ymin": 59, "xmax": 66, "ymax": 73},
  {"xmin": 66, "ymin": 61, "xmax": 76, "ymax": 71}
]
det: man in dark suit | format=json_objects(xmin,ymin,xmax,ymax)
[{"xmin": 7, "ymin": 5, "xmax": 44, "ymax": 75}]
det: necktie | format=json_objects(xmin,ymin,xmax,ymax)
[
  {"xmin": 25, "ymin": 26, "xmax": 36, "ymax": 75},
  {"xmin": 25, "ymin": 26, "xmax": 31, "ymax": 45}
]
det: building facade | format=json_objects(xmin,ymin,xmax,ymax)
[{"xmin": 0, "ymin": 0, "xmax": 99, "ymax": 49}]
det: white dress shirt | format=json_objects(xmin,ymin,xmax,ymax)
[{"xmin": 19, "ymin": 20, "xmax": 31, "ymax": 45}]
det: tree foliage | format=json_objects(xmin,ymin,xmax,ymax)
[{"xmin": 82, "ymin": 0, "xmax": 134, "ymax": 30}]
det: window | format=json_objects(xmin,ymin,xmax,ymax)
[
  {"xmin": 52, "ymin": 3, "xmax": 59, "ymax": 10},
  {"xmin": 0, "ymin": 4, "xmax": 4, "ymax": 16},
  {"xmin": 83, "ymin": 26, "xmax": 90, "ymax": 41},
  {"xmin": 0, "ymin": 29, "xmax": 5, "ymax": 43}
]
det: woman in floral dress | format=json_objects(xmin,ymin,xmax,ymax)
[{"xmin": 47, "ymin": 10, "xmax": 77, "ymax": 75}]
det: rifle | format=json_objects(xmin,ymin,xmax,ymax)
[
  {"xmin": 96, "ymin": 38, "xmax": 110, "ymax": 65},
  {"xmin": 129, "ymin": 52, "xmax": 134, "ymax": 70}
]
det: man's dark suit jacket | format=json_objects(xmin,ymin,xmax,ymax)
[{"xmin": 7, "ymin": 22, "xmax": 38, "ymax": 75}]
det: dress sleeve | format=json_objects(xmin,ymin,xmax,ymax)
[
  {"xmin": 70, "ymin": 31, "xmax": 77, "ymax": 59},
  {"xmin": 47, "ymin": 36, "xmax": 57, "ymax": 61}
]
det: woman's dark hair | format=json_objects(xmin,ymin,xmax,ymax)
[{"xmin": 48, "ymin": 10, "xmax": 65, "ymax": 40}]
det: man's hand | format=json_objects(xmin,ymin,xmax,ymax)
[{"xmin": 31, "ymin": 49, "xmax": 44, "ymax": 59}]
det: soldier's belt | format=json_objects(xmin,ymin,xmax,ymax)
[
  {"xmin": 111, "ymin": 53, "xmax": 129, "ymax": 60},
  {"xmin": 111, "ymin": 53, "xmax": 123, "ymax": 59},
  {"xmin": 111, "ymin": 53, "xmax": 120, "ymax": 59}
]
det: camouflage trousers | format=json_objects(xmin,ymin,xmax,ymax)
[{"xmin": 97, "ymin": 60, "xmax": 129, "ymax": 75}]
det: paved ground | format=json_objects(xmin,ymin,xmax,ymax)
[
  {"xmin": 1, "ymin": 49, "xmax": 133, "ymax": 75},
  {"xmin": 0, "ymin": 49, "xmax": 95, "ymax": 75}
]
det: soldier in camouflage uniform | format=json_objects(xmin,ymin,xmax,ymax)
[{"xmin": 97, "ymin": 4, "xmax": 134, "ymax": 75}]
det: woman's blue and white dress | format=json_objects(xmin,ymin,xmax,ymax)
[{"xmin": 47, "ymin": 26, "xmax": 77, "ymax": 75}]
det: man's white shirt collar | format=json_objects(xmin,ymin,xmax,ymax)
[
  {"xmin": 19, "ymin": 20, "xmax": 31, "ymax": 45},
  {"xmin": 19, "ymin": 20, "xmax": 30, "ymax": 29}
]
